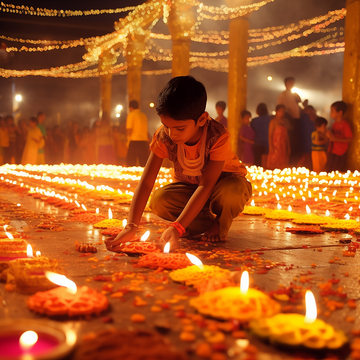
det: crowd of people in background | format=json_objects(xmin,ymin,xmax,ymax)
[
  {"xmin": 0, "ymin": 77, "xmax": 353, "ymax": 173},
  {"xmin": 232, "ymin": 76, "xmax": 353, "ymax": 173}
]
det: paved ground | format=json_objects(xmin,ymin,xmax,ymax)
[{"xmin": 0, "ymin": 184, "xmax": 359, "ymax": 360}]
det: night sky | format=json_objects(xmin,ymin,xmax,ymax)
[{"xmin": 0, "ymin": 0, "xmax": 346, "ymax": 133}]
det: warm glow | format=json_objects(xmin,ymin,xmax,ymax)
[
  {"xmin": 27, "ymin": 244, "xmax": 33, "ymax": 258},
  {"xmin": 108, "ymin": 208, "xmax": 113, "ymax": 219},
  {"xmin": 250, "ymin": 199, "xmax": 255, "ymax": 206},
  {"xmin": 19, "ymin": 331, "xmax": 38, "ymax": 349},
  {"xmin": 149, "ymin": 102, "xmax": 155, "ymax": 108},
  {"xmin": 5, "ymin": 231, "xmax": 14, "ymax": 240},
  {"xmin": 240, "ymin": 271, "xmax": 249, "ymax": 295},
  {"xmin": 186, "ymin": 253, "xmax": 204, "ymax": 269},
  {"xmin": 325, "ymin": 210, "xmax": 330, "ymax": 216},
  {"xmin": 116, "ymin": 104, "xmax": 123, "ymax": 112},
  {"xmin": 15, "ymin": 94, "xmax": 22, "ymax": 102},
  {"xmin": 75, "ymin": 201, "xmax": 80, "ymax": 207},
  {"xmin": 306, "ymin": 205, "xmax": 311, "ymax": 214},
  {"xmin": 345, "ymin": 213, "xmax": 350, "ymax": 220},
  {"xmin": 288, "ymin": 205, "xmax": 292, "ymax": 211},
  {"xmin": 140, "ymin": 230, "xmax": 150, "ymax": 241},
  {"xmin": 96, "ymin": 208, "xmax": 99, "ymax": 214},
  {"xmin": 163, "ymin": 242, "xmax": 170, "ymax": 254},
  {"xmin": 304, "ymin": 290, "xmax": 317, "ymax": 324},
  {"xmin": 267, "ymin": 76, "xmax": 273, "ymax": 81},
  {"xmin": 277, "ymin": 203, "xmax": 281, "ymax": 210},
  {"xmin": 45, "ymin": 271, "xmax": 77, "ymax": 294},
  {"xmin": 36, "ymin": 251, "xmax": 41, "ymax": 257},
  {"xmin": 122, "ymin": 219, "xmax": 127, "ymax": 227},
  {"xmin": 81, "ymin": 204, "xmax": 87, "ymax": 211}
]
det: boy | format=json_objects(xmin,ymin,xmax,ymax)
[
  {"xmin": 311, "ymin": 117, "xmax": 328, "ymax": 173},
  {"xmin": 215, "ymin": 101, "xmax": 227, "ymax": 128},
  {"xmin": 326, "ymin": 101, "xmax": 353, "ymax": 172},
  {"xmin": 106, "ymin": 76, "xmax": 251, "ymax": 252},
  {"xmin": 239, "ymin": 110, "xmax": 255, "ymax": 165}
]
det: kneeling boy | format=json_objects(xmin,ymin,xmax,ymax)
[{"xmin": 106, "ymin": 76, "xmax": 252, "ymax": 252}]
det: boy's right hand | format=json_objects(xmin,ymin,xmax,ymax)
[{"xmin": 105, "ymin": 226, "xmax": 137, "ymax": 252}]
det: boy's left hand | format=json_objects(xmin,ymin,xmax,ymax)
[{"xmin": 155, "ymin": 226, "xmax": 180, "ymax": 252}]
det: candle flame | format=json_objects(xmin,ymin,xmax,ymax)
[
  {"xmin": 5, "ymin": 231, "xmax": 14, "ymax": 240},
  {"xmin": 36, "ymin": 251, "xmax": 41, "ymax": 257},
  {"xmin": 3, "ymin": 225, "xmax": 7, "ymax": 231},
  {"xmin": 140, "ymin": 230, "xmax": 150, "ymax": 241},
  {"xmin": 122, "ymin": 219, "xmax": 127, "ymax": 227},
  {"xmin": 277, "ymin": 203, "xmax": 281, "ymax": 210},
  {"xmin": 19, "ymin": 331, "xmax": 38, "ymax": 349},
  {"xmin": 250, "ymin": 199, "xmax": 255, "ymax": 206},
  {"xmin": 345, "ymin": 213, "xmax": 350, "ymax": 220},
  {"xmin": 304, "ymin": 290, "xmax": 317, "ymax": 324},
  {"xmin": 27, "ymin": 244, "xmax": 33, "ymax": 258},
  {"xmin": 45, "ymin": 271, "xmax": 77, "ymax": 294},
  {"xmin": 163, "ymin": 242, "xmax": 170, "ymax": 254},
  {"xmin": 75, "ymin": 200, "xmax": 80, "ymax": 207},
  {"xmin": 306, "ymin": 205, "xmax": 311, "ymax": 214},
  {"xmin": 275, "ymin": 194, "xmax": 280, "ymax": 201},
  {"xmin": 108, "ymin": 208, "xmax": 113, "ymax": 219},
  {"xmin": 240, "ymin": 271, "xmax": 249, "ymax": 295},
  {"xmin": 186, "ymin": 253, "xmax": 204, "ymax": 270},
  {"xmin": 325, "ymin": 210, "xmax": 330, "ymax": 216},
  {"xmin": 81, "ymin": 204, "xmax": 87, "ymax": 211},
  {"xmin": 96, "ymin": 208, "xmax": 99, "ymax": 214},
  {"xmin": 288, "ymin": 205, "xmax": 292, "ymax": 212}
]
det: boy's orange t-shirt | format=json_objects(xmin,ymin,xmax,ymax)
[
  {"xmin": 330, "ymin": 120, "xmax": 353, "ymax": 156},
  {"xmin": 150, "ymin": 125, "xmax": 246, "ymax": 181}
]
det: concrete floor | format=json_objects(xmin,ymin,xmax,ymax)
[{"xmin": 0, "ymin": 184, "xmax": 359, "ymax": 360}]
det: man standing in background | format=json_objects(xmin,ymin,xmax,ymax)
[
  {"xmin": 37, "ymin": 111, "xmax": 46, "ymax": 164},
  {"xmin": 126, "ymin": 100, "xmax": 149, "ymax": 167}
]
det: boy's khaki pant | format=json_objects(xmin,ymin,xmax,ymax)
[{"xmin": 150, "ymin": 176, "xmax": 252, "ymax": 238}]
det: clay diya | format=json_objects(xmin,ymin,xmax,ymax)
[
  {"xmin": 250, "ymin": 291, "xmax": 347, "ymax": 349},
  {"xmin": 27, "ymin": 272, "xmax": 108, "ymax": 317},
  {"xmin": 190, "ymin": 271, "xmax": 280, "ymax": 322}
]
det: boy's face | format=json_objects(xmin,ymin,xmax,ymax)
[
  {"xmin": 160, "ymin": 113, "xmax": 208, "ymax": 145},
  {"xmin": 216, "ymin": 106, "xmax": 224, "ymax": 116},
  {"xmin": 330, "ymin": 106, "xmax": 342, "ymax": 121},
  {"xmin": 242, "ymin": 115, "xmax": 251, "ymax": 125},
  {"xmin": 317, "ymin": 124, "xmax": 326, "ymax": 133}
]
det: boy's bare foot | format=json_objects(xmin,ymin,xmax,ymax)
[{"xmin": 201, "ymin": 218, "xmax": 227, "ymax": 242}]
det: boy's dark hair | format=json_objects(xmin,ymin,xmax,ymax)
[
  {"xmin": 284, "ymin": 77, "xmax": 295, "ymax": 85},
  {"xmin": 216, "ymin": 101, "xmax": 226, "ymax": 110},
  {"xmin": 275, "ymin": 104, "xmax": 285, "ymax": 112},
  {"xmin": 156, "ymin": 76, "xmax": 207, "ymax": 123},
  {"xmin": 256, "ymin": 103, "xmax": 268, "ymax": 116},
  {"xmin": 37, "ymin": 111, "xmax": 44, "ymax": 117},
  {"xmin": 241, "ymin": 110, "xmax": 251, "ymax": 119},
  {"xmin": 30, "ymin": 116, "xmax": 38, "ymax": 124},
  {"xmin": 315, "ymin": 117, "xmax": 328, "ymax": 128},
  {"xmin": 129, "ymin": 100, "xmax": 139, "ymax": 109},
  {"xmin": 331, "ymin": 101, "xmax": 347, "ymax": 115}
]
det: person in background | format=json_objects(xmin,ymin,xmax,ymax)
[
  {"xmin": 267, "ymin": 104, "xmax": 290, "ymax": 170},
  {"xmin": 126, "ymin": 100, "xmax": 149, "ymax": 167},
  {"xmin": 22, "ymin": 117, "xmax": 44, "ymax": 165},
  {"xmin": 0, "ymin": 117, "xmax": 10, "ymax": 164},
  {"xmin": 250, "ymin": 103, "xmax": 271, "ymax": 167},
  {"xmin": 52, "ymin": 125, "xmax": 64, "ymax": 164},
  {"xmin": 5, "ymin": 115, "xmax": 16, "ymax": 163},
  {"xmin": 215, "ymin": 101, "xmax": 227, "ymax": 128},
  {"xmin": 277, "ymin": 77, "xmax": 303, "ymax": 166},
  {"xmin": 311, "ymin": 117, "xmax": 328, "ymax": 173},
  {"xmin": 297, "ymin": 106, "xmax": 316, "ymax": 169},
  {"xmin": 16, "ymin": 118, "xmax": 28, "ymax": 164},
  {"xmin": 326, "ymin": 101, "xmax": 353, "ymax": 172},
  {"xmin": 80, "ymin": 126, "xmax": 96, "ymax": 165},
  {"xmin": 113, "ymin": 124, "xmax": 128, "ymax": 165},
  {"xmin": 239, "ymin": 110, "xmax": 255, "ymax": 165},
  {"xmin": 37, "ymin": 111, "xmax": 46, "ymax": 164},
  {"xmin": 96, "ymin": 117, "xmax": 117, "ymax": 165}
]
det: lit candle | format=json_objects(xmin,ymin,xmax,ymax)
[
  {"xmin": 189, "ymin": 271, "xmax": 280, "ymax": 321},
  {"xmin": 140, "ymin": 231, "xmax": 150, "ymax": 242},
  {"xmin": 108, "ymin": 209, "xmax": 113, "ymax": 219}
]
